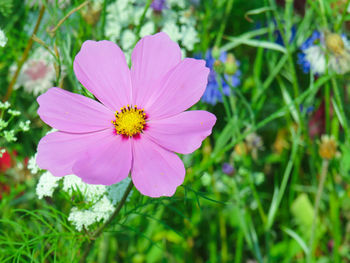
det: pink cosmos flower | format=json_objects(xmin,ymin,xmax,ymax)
[{"xmin": 36, "ymin": 32, "xmax": 216, "ymax": 198}]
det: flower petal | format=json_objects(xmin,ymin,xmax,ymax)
[
  {"xmin": 145, "ymin": 111, "xmax": 216, "ymax": 154},
  {"xmin": 72, "ymin": 134, "xmax": 132, "ymax": 185},
  {"xmin": 131, "ymin": 32, "xmax": 182, "ymax": 107},
  {"xmin": 37, "ymin": 88, "xmax": 114, "ymax": 133},
  {"xmin": 36, "ymin": 129, "xmax": 114, "ymax": 177},
  {"xmin": 73, "ymin": 40, "xmax": 131, "ymax": 110},
  {"xmin": 131, "ymin": 136, "xmax": 185, "ymax": 197},
  {"xmin": 146, "ymin": 58, "xmax": 209, "ymax": 120}
]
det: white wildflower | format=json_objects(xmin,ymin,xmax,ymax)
[
  {"xmin": 63, "ymin": 174, "xmax": 106, "ymax": 202},
  {"xmin": 140, "ymin": 21, "xmax": 155, "ymax": 38},
  {"xmin": 68, "ymin": 196, "xmax": 115, "ymax": 231},
  {"xmin": 163, "ymin": 21, "xmax": 182, "ymax": 42},
  {"xmin": 0, "ymin": 101, "xmax": 10, "ymax": 110},
  {"xmin": 19, "ymin": 120, "xmax": 31, "ymax": 132},
  {"xmin": 304, "ymin": 46, "xmax": 326, "ymax": 75},
  {"xmin": 0, "ymin": 119, "xmax": 8, "ymax": 130},
  {"xmin": 28, "ymin": 154, "xmax": 40, "ymax": 174},
  {"xmin": 167, "ymin": 0, "xmax": 186, "ymax": 8},
  {"xmin": 121, "ymin": 30, "xmax": 137, "ymax": 51},
  {"xmin": 12, "ymin": 47, "xmax": 57, "ymax": 95},
  {"xmin": 36, "ymin": 171, "xmax": 62, "ymax": 199},
  {"xmin": 3, "ymin": 130, "xmax": 17, "ymax": 142},
  {"xmin": 180, "ymin": 25, "xmax": 199, "ymax": 51},
  {"xmin": 0, "ymin": 29, "xmax": 7, "ymax": 47},
  {"xmin": 0, "ymin": 148, "xmax": 6, "ymax": 158},
  {"xmin": 7, "ymin": 109, "xmax": 20, "ymax": 116}
]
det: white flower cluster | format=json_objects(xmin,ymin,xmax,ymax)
[
  {"xmin": 0, "ymin": 28, "xmax": 7, "ymax": 47},
  {"xmin": 33, "ymin": 154, "xmax": 132, "ymax": 231},
  {"xmin": 0, "ymin": 102, "xmax": 31, "ymax": 144},
  {"xmin": 10, "ymin": 47, "xmax": 58, "ymax": 95},
  {"xmin": 105, "ymin": 0, "xmax": 199, "ymax": 58}
]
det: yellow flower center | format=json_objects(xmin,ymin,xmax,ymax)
[
  {"xmin": 112, "ymin": 105, "xmax": 146, "ymax": 137},
  {"xmin": 325, "ymin": 33, "xmax": 345, "ymax": 55}
]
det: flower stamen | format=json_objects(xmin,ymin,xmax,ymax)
[{"xmin": 112, "ymin": 105, "xmax": 146, "ymax": 137}]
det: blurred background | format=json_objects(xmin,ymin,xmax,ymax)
[{"xmin": 1, "ymin": 0, "xmax": 350, "ymax": 262}]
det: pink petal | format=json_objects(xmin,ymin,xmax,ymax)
[
  {"xmin": 72, "ymin": 134, "xmax": 132, "ymax": 185},
  {"xmin": 37, "ymin": 88, "xmax": 114, "ymax": 133},
  {"xmin": 37, "ymin": 128, "xmax": 115, "ymax": 177},
  {"xmin": 146, "ymin": 58, "xmax": 209, "ymax": 120},
  {"xmin": 131, "ymin": 32, "xmax": 182, "ymax": 108},
  {"xmin": 131, "ymin": 136, "xmax": 185, "ymax": 197},
  {"xmin": 73, "ymin": 40, "xmax": 132, "ymax": 111},
  {"xmin": 145, "ymin": 111, "xmax": 216, "ymax": 154}
]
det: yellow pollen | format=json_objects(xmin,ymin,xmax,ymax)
[
  {"xmin": 112, "ymin": 105, "xmax": 146, "ymax": 137},
  {"xmin": 325, "ymin": 33, "xmax": 345, "ymax": 55}
]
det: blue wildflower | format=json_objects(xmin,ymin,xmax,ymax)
[
  {"xmin": 198, "ymin": 50, "xmax": 241, "ymax": 105},
  {"xmin": 298, "ymin": 31, "xmax": 350, "ymax": 75}
]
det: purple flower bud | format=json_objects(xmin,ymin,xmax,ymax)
[
  {"xmin": 151, "ymin": 0, "xmax": 167, "ymax": 12},
  {"xmin": 222, "ymin": 163, "xmax": 234, "ymax": 175}
]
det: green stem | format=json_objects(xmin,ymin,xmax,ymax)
[
  {"xmin": 4, "ymin": 5, "xmax": 46, "ymax": 101},
  {"xmin": 308, "ymin": 159, "xmax": 329, "ymax": 263},
  {"xmin": 325, "ymin": 82, "xmax": 331, "ymax": 134},
  {"xmin": 214, "ymin": 0, "xmax": 234, "ymax": 48},
  {"xmin": 335, "ymin": 0, "xmax": 350, "ymax": 32},
  {"xmin": 317, "ymin": 0, "xmax": 328, "ymax": 28},
  {"xmin": 79, "ymin": 181, "xmax": 133, "ymax": 263},
  {"xmin": 332, "ymin": 77, "xmax": 350, "ymax": 140},
  {"xmin": 265, "ymin": 128, "xmax": 300, "ymax": 230}
]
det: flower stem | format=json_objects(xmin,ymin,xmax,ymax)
[
  {"xmin": 79, "ymin": 181, "xmax": 134, "ymax": 263},
  {"xmin": 308, "ymin": 159, "xmax": 329, "ymax": 262},
  {"xmin": 4, "ymin": 5, "xmax": 46, "ymax": 102}
]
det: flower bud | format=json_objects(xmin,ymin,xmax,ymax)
[
  {"xmin": 225, "ymin": 53, "xmax": 237, "ymax": 75},
  {"xmin": 213, "ymin": 60, "xmax": 225, "ymax": 74}
]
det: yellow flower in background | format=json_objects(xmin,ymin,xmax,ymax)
[{"xmin": 319, "ymin": 135, "xmax": 337, "ymax": 160}]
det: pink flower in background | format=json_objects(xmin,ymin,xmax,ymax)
[{"xmin": 36, "ymin": 32, "xmax": 216, "ymax": 198}]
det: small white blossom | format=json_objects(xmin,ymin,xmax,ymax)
[
  {"xmin": 7, "ymin": 109, "xmax": 20, "ymax": 116},
  {"xmin": 167, "ymin": 0, "xmax": 186, "ymax": 8},
  {"xmin": 0, "ymin": 119, "xmax": 8, "ymax": 130},
  {"xmin": 11, "ymin": 47, "xmax": 58, "ymax": 95},
  {"xmin": 140, "ymin": 21, "xmax": 155, "ymax": 38},
  {"xmin": 180, "ymin": 25, "xmax": 199, "ymax": 51},
  {"xmin": 68, "ymin": 196, "xmax": 115, "ymax": 231},
  {"xmin": 163, "ymin": 21, "xmax": 182, "ymax": 42},
  {"xmin": 303, "ymin": 46, "xmax": 326, "ymax": 74},
  {"xmin": 3, "ymin": 130, "xmax": 17, "ymax": 142},
  {"xmin": 28, "ymin": 154, "xmax": 40, "ymax": 174},
  {"xmin": 121, "ymin": 30, "xmax": 137, "ymax": 51},
  {"xmin": 0, "ymin": 101, "xmax": 10, "ymax": 109},
  {"xmin": 0, "ymin": 148, "xmax": 6, "ymax": 158},
  {"xmin": 36, "ymin": 171, "xmax": 62, "ymax": 199},
  {"xmin": 63, "ymin": 174, "xmax": 106, "ymax": 202},
  {"xmin": 19, "ymin": 120, "xmax": 31, "ymax": 132},
  {"xmin": 0, "ymin": 29, "xmax": 7, "ymax": 47}
]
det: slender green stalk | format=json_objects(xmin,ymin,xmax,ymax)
[
  {"xmin": 308, "ymin": 159, "xmax": 329, "ymax": 263},
  {"xmin": 332, "ymin": 77, "xmax": 350, "ymax": 140},
  {"xmin": 325, "ymin": 82, "xmax": 331, "ymax": 134},
  {"xmin": 317, "ymin": 0, "xmax": 328, "ymax": 28},
  {"xmin": 335, "ymin": 0, "xmax": 350, "ymax": 32},
  {"xmin": 265, "ymin": 128, "xmax": 300, "ymax": 230},
  {"xmin": 78, "ymin": 181, "xmax": 133, "ymax": 263},
  {"xmin": 214, "ymin": 0, "xmax": 234, "ymax": 48},
  {"xmin": 4, "ymin": 5, "xmax": 46, "ymax": 101}
]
